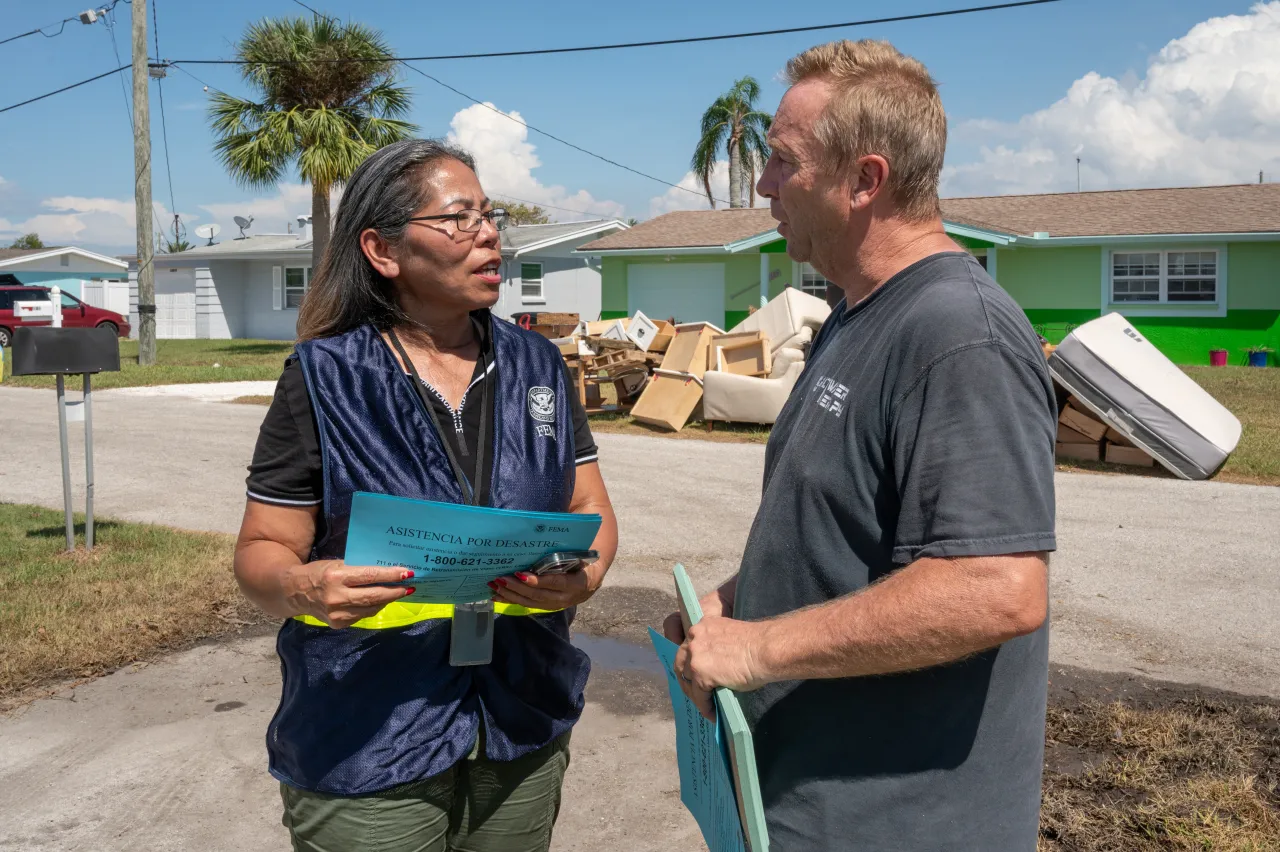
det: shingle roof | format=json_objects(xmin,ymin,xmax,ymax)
[
  {"xmin": 0, "ymin": 247, "xmax": 66, "ymax": 260},
  {"xmin": 579, "ymin": 184, "xmax": 1280, "ymax": 251},
  {"xmin": 177, "ymin": 234, "xmax": 312, "ymax": 257},
  {"xmin": 941, "ymin": 184, "xmax": 1280, "ymax": 237},
  {"xmin": 500, "ymin": 219, "xmax": 624, "ymax": 252},
  {"xmin": 582, "ymin": 208, "xmax": 777, "ymax": 251}
]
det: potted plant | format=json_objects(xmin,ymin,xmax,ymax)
[
  {"xmin": 1245, "ymin": 345, "xmax": 1273, "ymax": 368},
  {"xmin": 1209, "ymin": 348, "xmax": 1229, "ymax": 367}
]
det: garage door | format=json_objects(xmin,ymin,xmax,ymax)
[
  {"xmin": 154, "ymin": 269, "xmax": 197, "ymax": 339},
  {"xmin": 627, "ymin": 263, "xmax": 724, "ymax": 326}
]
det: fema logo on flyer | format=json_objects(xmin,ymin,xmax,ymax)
[{"xmin": 528, "ymin": 386, "xmax": 556, "ymax": 438}]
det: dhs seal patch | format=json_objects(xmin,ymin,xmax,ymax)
[{"xmin": 528, "ymin": 386, "xmax": 556, "ymax": 424}]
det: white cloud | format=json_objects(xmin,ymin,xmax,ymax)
[
  {"xmin": 943, "ymin": 2, "xmax": 1280, "ymax": 196},
  {"xmin": 0, "ymin": 196, "xmax": 193, "ymax": 250},
  {"xmin": 446, "ymin": 103, "xmax": 627, "ymax": 221},
  {"xmin": 648, "ymin": 160, "xmax": 769, "ymax": 219}
]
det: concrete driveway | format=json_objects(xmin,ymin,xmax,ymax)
[{"xmin": 1, "ymin": 385, "xmax": 1277, "ymax": 850}]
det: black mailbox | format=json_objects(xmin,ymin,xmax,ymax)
[{"xmin": 11, "ymin": 326, "xmax": 122, "ymax": 376}]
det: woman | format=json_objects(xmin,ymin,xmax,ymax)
[{"xmin": 234, "ymin": 138, "xmax": 618, "ymax": 852}]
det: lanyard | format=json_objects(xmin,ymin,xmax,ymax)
[{"xmin": 387, "ymin": 321, "xmax": 492, "ymax": 507}]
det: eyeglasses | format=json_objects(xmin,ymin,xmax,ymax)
[{"xmin": 407, "ymin": 208, "xmax": 509, "ymax": 233}]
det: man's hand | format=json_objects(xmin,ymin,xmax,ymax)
[
  {"xmin": 489, "ymin": 562, "xmax": 605, "ymax": 611},
  {"xmin": 673, "ymin": 616, "xmax": 774, "ymax": 720},
  {"xmin": 287, "ymin": 560, "xmax": 415, "ymax": 628},
  {"xmin": 662, "ymin": 577, "xmax": 740, "ymax": 718}
]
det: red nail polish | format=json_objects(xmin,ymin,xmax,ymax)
[
  {"xmin": 401, "ymin": 570, "xmax": 415, "ymax": 580},
  {"xmin": 404, "ymin": 587, "xmax": 415, "ymax": 596},
  {"xmin": 487, "ymin": 581, "xmax": 499, "ymax": 590},
  {"xmin": 514, "ymin": 572, "xmax": 530, "ymax": 582},
  {"xmin": 496, "ymin": 578, "xmax": 508, "ymax": 587}
]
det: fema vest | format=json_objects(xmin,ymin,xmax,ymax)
[{"xmin": 267, "ymin": 318, "xmax": 589, "ymax": 795}]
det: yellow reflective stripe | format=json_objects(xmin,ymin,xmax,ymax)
[{"xmin": 293, "ymin": 599, "xmax": 559, "ymax": 630}]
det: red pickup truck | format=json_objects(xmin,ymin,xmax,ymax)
[{"xmin": 0, "ymin": 282, "xmax": 131, "ymax": 347}]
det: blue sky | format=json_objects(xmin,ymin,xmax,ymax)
[{"xmin": 0, "ymin": 0, "xmax": 1275, "ymax": 252}]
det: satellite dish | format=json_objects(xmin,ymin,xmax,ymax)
[
  {"xmin": 233, "ymin": 215, "xmax": 254, "ymax": 239},
  {"xmin": 194, "ymin": 223, "xmax": 221, "ymax": 245}
]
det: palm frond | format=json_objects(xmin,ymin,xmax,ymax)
[
  {"xmin": 360, "ymin": 80, "xmax": 414, "ymax": 118},
  {"xmin": 699, "ymin": 98, "xmax": 732, "ymax": 140},
  {"xmin": 690, "ymin": 133, "xmax": 720, "ymax": 208}
]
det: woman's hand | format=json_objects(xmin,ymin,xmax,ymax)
[
  {"xmin": 488, "ymin": 561, "xmax": 605, "ymax": 611},
  {"xmin": 287, "ymin": 560, "xmax": 417, "ymax": 628}
]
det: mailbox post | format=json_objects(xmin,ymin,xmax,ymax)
[{"xmin": 11, "ymin": 323, "xmax": 121, "ymax": 551}]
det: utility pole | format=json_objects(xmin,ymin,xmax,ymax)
[{"xmin": 132, "ymin": 0, "xmax": 156, "ymax": 365}]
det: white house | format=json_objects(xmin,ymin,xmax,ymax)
[
  {"xmin": 0, "ymin": 246, "xmax": 130, "ymax": 316},
  {"xmin": 126, "ymin": 217, "xmax": 628, "ymax": 340}
]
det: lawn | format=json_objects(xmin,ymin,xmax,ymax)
[
  {"xmin": 1, "ymin": 338, "xmax": 292, "ymax": 390},
  {"xmin": 1185, "ymin": 366, "xmax": 1280, "ymax": 485},
  {"xmin": 0, "ymin": 503, "xmax": 263, "ymax": 707}
]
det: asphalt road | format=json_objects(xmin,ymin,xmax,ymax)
[{"xmin": 2, "ymin": 385, "xmax": 1277, "ymax": 850}]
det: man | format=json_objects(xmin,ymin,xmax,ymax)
[{"xmin": 664, "ymin": 40, "xmax": 1057, "ymax": 850}]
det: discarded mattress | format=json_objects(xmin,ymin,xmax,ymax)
[{"xmin": 1047, "ymin": 312, "xmax": 1241, "ymax": 480}]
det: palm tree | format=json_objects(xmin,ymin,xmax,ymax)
[
  {"xmin": 691, "ymin": 77, "xmax": 772, "ymax": 209},
  {"xmin": 210, "ymin": 15, "xmax": 415, "ymax": 268}
]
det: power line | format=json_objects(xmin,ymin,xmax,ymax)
[
  {"xmin": 0, "ymin": 64, "xmax": 130, "ymax": 114},
  {"xmin": 493, "ymin": 194, "xmax": 615, "ymax": 220},
  {"xmin": 0, "ymin": 0, "xmax": 130, "ymax": 49},
  {"xmin": 103, "ymin": 5, "xmax": 133, "ymax": 128},
  {"xmin": 173, "ymin": 0, "xmax": 1062, "ymax": 65},
  {"xmin": 169, "ymin": 61, "xmax": 227, "ymax": 95},
  {"xmin": 395, "ymin": 60, "xmax": 725, "ymax": 205},
  {"xmin": 152, "ymin": 0, "xmax": 179, "ymax": 229},
  {"xmin": 287, "ymin": 0, "xmax": 338, "ymax": 24}
]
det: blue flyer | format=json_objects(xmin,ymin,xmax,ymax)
[
  {"xmin": 344, "ymin": 492, "xmax": 602, "ymax": 604},
  {"xmin": 648, "ymin": 628, "xmax": 749, "ymax": 852}
]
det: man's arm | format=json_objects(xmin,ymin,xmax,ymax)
[{"xmin": 674, "ymin": 553, "xmax": 1046, "ymax": 714}]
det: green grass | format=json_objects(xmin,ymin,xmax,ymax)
[
  {"xmin": 1183, "ymin": 366, "xmax": 1280, "ymax": 486},
  {"xmin": 1, "ymin": 338, "xmax": 292, "ymax": 390},
  {"xmin": 0, "ymin": 503, "xmax": 259, "ymax": 705}
]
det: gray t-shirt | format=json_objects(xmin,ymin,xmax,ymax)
[{"xmin": 735, "ymin": 252, "xmax": 1057, "ymax": 851}]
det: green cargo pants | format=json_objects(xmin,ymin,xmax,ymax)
[{"xmin": 280, "ymin": 731, "xmax": 571, "ymax": 852}]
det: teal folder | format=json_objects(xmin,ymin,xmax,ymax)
[{"xmin": 647, "ymin": 564, "xmax": 769, "ymax": 852}]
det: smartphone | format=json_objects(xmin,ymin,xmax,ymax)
[{"xmin": 529, "ymin": 550, "xmax": 598, "ymax": 576}]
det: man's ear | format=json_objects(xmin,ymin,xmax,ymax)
[
  {"xmin": 850, "ymin": 154, "xmax": 890, "ymax": 212},
  {"xmin": 360, "ymin": 228, "xmax": 400, "ymax": 279}
]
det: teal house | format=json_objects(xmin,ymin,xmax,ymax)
[{"xmin": 579, "ymin": 184, "xmax": 1280, "ymax": 365}]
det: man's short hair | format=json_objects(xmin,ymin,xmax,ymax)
[{"xmin": 786, "ymin": 39, "xmax": 946, "ymax": 221}]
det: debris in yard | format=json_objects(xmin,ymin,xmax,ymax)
[
  {"xmin": 1048, "ymin": 313, "xmax": 1242, "ymax": 480},
  {"xmin": 512, "ymin": 311, "xmax": 581, "ymax": 341},
  {"xmin": 553, "ymin": 289, "xmax": 831, "ymax": 429},
  {"xmin": 630, "ymin": 322, "xmax": 721, "ymax": 431},
  {"xmin": 1103, "ymin": 444, "xmax": 1155, "ymax": 467}
]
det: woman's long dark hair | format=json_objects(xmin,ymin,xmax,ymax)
[{"xmin": 296, "ymin": 138, "xmax": 478, "ymax": 341}]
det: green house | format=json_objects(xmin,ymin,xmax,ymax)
[{"xmin": 578, "ymin": 184, "xmax": 1280, "ymax": 365}]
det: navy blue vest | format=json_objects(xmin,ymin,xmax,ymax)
[{"xmin": 267, "ymin": 318, "xmax": 589, "ymax": 795}]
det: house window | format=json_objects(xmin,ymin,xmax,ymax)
[
  {"xmin": 798, "ymin": 263, "xmax": 830, "ymax": 297},
  {"xmin": 60, "ymin": 254, "xmax": 70, "ymax": 267},
  {"xmin": 521, "ymin": 262, "xmax": 543, "ymax": 302},
  {"xmin": 284, "ymin": 266, "xmax": 310, "ymax": 309},
  {"xmin": 1111, "ymin": 250, "xmax": 1217, "ymax": 304}
]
